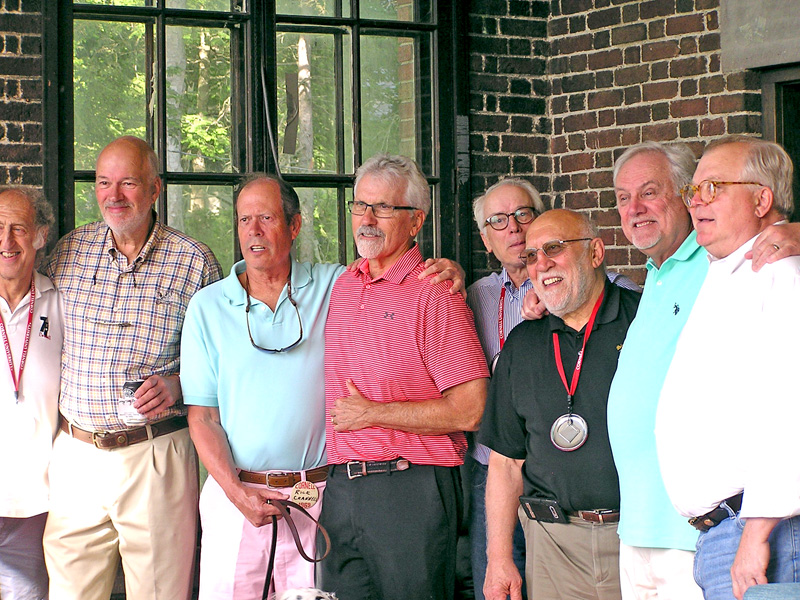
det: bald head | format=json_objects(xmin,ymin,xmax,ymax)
[{"xmin": 524, "ymin": 209, "xmax": 605, "ymax": 328}]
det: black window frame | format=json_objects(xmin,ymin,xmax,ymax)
[{"xmin": 42, "ymin": 0, "xmax": 471, "ymax": 270}]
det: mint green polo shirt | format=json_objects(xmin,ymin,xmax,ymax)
[
  {"xmin": 607, "ymin": 231, "xmax": 707, "ymax": 550},
  {"xmin": 181, "ymin": 259, "xmax": 344, "ymax": 472}
]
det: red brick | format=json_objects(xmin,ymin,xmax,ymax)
[
  {"xmin": 642, "ymin": 40, "xmax": 679, "ymax": 62},
  {"xmin": 501, "ymin": 135, "xmax": 549, "ymax": 154},
  {"xmin": 615, "ymin": 65, "xmax": 649, "ymax": 86},
  {"xmin": 564, "ymin": 112, "xmax": 597, "ymax": 132},
  {"xmin": 639, "ymin": 0, "xmax": 676, "ymax": 19},
  {"xmin": 586, "ymin": 128, "xmax": 622, "ymax": 149},
  {"xmin": 616, "ymin": 105, "xmax": 651, "ymax": 125},
  {"xmin": 593, "ymin": 209, "xmax": 622, "ymax": 227},
  {"xmin": 551, "ymin": 135, "xmax": 568, "ymax": 154},
  {"xmin": 642, "ymin": 80, "xmax": 678, "ymax": 102},
  {"xmin": 571, "ymin": 173, "xmax": 588, "ymax": 189},
  {"xmin": 669, "ymin": 56, "xmax": 707, "ymax": 78},
  {"xmin": 620, "ymin": 127, "xmax": 640, "ymax": 146},
  {"xmin": 709, "ymin": 93, "xmax": 760, "ymax": 114},
  {"xmin": 588, "ymin": 48, "xmax": 623, "ymax": 70},
  {"xmin": 561, "ymin": 152, "xmax": 593, "ymax": 172},
  {"xmin": 611, "ymin": 23, "xmax": 647, "ymax": 45},
  {"xmin": 589, "ymin": 170, "xmax": 614, "ymax": 188},
  {"xmin": 642, "ymin": 122, "xmax": 678, "ymax": 141},
  {"xmin": 700, "ymin": 117, "xmax": 725, "ymax": 136},
  {"xmin": 598, "ymin": 109, "xmax": 615, "ymax": 127},
  {"xmin": 670, "ymin": 97, "xmax": 708, "ymax": 117},
  {"xmin": 588, "ymin": 89, "xmax": 624, "ymax": 109},
  {"xmin": 564, "ymin": 191, "xmax": 599, "ymax": 209},
  {"xmin": 666, "ymin": 14, "xmax": 705, "ymax": 36}
]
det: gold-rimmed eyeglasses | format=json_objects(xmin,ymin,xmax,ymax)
[
  {"xmin": 518, "ymin": 238, "xmax": 592, "ymax": 265},
  {"xmin": 679, "ymin": 180, "xmax": 764, "ymax": 208}
]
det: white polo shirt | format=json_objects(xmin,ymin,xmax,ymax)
[{"xmin": 0, "ymin": 271, "xmax": 63, "ymax": 518}]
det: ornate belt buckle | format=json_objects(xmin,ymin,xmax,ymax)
[{"xmin": 394, "ymin": 459, "xmax": 410, "ymax": 472}]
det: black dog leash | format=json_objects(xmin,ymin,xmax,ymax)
[{"xmin": 261, "ymin": 499, "xmax": 331, "ymax": 599}]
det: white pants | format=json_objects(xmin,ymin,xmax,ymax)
[{"xmin": 619, "ymin": 541, "xmax": 704, "ymax": 600}]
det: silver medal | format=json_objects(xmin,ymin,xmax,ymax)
[{"xmin": 550, "ymin": 413, "xmax": 588, "ymax": 451}]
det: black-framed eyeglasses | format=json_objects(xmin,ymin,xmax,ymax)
[
  {"xmin": 679, "ymin": 180, "xmax": 764, "ymax": 208},
  {"xmin": 348, "ymin": 200, "xmax": 418, "ymax": 218},
  {"xmin": 484, "ymin": 207, "xmax": 538, "ymax": 231},
  {"xmin": 518, "ymin": 238, "xmax": 592, "ymax": 265},
  {"xmin": 244, "ymin": 276, "xmax": 303, "ymax": 353}
]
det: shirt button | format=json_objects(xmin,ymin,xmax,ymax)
[
  {"xmin": 656, "ymin": 281, "xmax": 663, "ymax": 286},
  {"xmin": 366, "ymin": 284, "xmax": 371, "ymax": 289},
  {"xmin": 360, "ymin": 304, "xmax": 365, "ymax": 309}
]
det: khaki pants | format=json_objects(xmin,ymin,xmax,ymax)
[
  {"xmin": 520, "ymin": 507, "xmax": 621, "ymax": 600},
  {"xmin": 44, "ymin": 427, "xmax": 198, "ymax": 600}
]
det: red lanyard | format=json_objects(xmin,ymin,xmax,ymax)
[
  {"xmin": 497, "ymin": 287, "xmax": 507, "ymax": 350},
  {"xmin": 552, "ymin": 290, "xmax": 604, "ymax": 404},
  {"xmin": 0, "ymin": 278, "xmax": 35, "ymax": 402}
]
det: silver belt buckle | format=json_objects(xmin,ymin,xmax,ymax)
[{"xmin": 346, "ymin": 461, "xmax": 367, "ymax": 480}]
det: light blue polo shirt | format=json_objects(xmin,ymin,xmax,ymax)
[
  {"xmin": 608, "ymin": 231, "xmax": 707, "ymax": 550},
  {"xmin": 181, "ymin": 259, "xmax": 344, "ymax": 472}
]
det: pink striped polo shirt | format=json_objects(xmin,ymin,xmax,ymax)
[{"xmin": 324, "ymin": 245, "xmax": 489, "ymax": 467}]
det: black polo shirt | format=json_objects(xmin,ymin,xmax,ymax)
[{"xmin": 478, "ymin": 280, "xmax": 640, "ymax": 512}]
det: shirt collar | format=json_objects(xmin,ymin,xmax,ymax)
[
  {"xmin": 352, "ymin": 243, "xmax": 423, "ymax": 284},
  {"xmin": 705, "ymin": 219, "xmax": 789, "ymax": 276},
  {"xmin": 103, "ymin": 212, "xmax": 161, "ymax": 268},
  {"xmin": 224, "ymin": 258, "xmax": 312, "ymax": 307},
  {"xmin": 645, "ymin": 230, "xmax": 702, "ymax": 274},
  {"xmin": 500, "ymin": 267, "xmax": 531, "ymax": 298}
]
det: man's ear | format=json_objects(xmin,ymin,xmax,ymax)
[
  {"xmin": 754, "ymin": 186, "xmax": 774, "ymax": 218},
  {"xmin": 590, "ymin": 237, "xmax": 605, "ymax": 268},
  {"xmin": 33, "ymin": 227, "xmax": 48, "ymax": 250}
]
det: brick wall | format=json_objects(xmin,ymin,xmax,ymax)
[
  {"xmin": 0, "ymin": 0, "xmax": 43, "ymax": 187},
  {"xmin": 468, "ymin": 0, "xmax": 762, "ymax": 284}
]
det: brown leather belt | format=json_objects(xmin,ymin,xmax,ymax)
[
  {"xmin": 59, "ymin": 415, "xmax": 188, "ymax": 450},
  {"xmin": 567, "ymin": 509, "xmax": 620, "ymax": 524},
  {"xmin": 689, "ymin": 492, "xmax": 743, "ymax": 532},
  {"xmin": 239, "ymin": 466, "xmax": 328, "ymax": 488}
]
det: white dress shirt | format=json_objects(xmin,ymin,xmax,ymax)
[{"xmin": 656, "ymin": 235, "xmax": 800, "ymax": 520}]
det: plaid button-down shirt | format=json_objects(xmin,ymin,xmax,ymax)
[{"xmin": 44, "ymin": 219, "xmax": 222, "ymax": 431}]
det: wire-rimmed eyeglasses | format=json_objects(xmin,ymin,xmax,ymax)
[
  {"xmin": 244, "ymin": 274, "xmax": 303, "ymax": 353},
  {"xmin": 484, "ymin": 207, "xmax": 538, "ymax": 231},
  {"xmin": 348, "ymin": 200, "xmax": 418, "ymax": 218},
  {"xmin": 518, "ymin": 238, "xmax": 592, "ymax": 266},
  {"xmin": 679, "ymin": 180, "xmax": 764, "ymax": 208}
]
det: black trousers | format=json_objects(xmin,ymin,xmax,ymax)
[{"xmin": 319, "ymin": 463, "xmax": 462, "ymax": 600}]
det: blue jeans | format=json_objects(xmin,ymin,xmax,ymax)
[
  {"xmin": 468, "ymin": 457, "xmax": 527, "ymax": 600},
  {"xmin": 744, "ymin": 583, "xmax": 800, "ymax": 599},
  {"xmin": 695, "ymin": 510, "xmax": 800, "ymax": 600}
]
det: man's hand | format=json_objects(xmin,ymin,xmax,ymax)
[
  {"xmin": 134, "ymin": 374, "xmax": 182, "ymax": 418},
  {"xmin": 419, "ymin": 258, "xmax": 466, "ymax": 297},
  {"xmin": 484, "ymin": 557, "xmax": 524, "ymax": 600},
  {"xmin": 747, "ymin": 222, "xmax": 800, "ymax": 272},
  {"xmin": 331, "ymin": 379, "xmax": 374, "ymax": 432},
  {"xmin": 521, "ymin": 288, "xmax": 548, "ymax": 320},
  {"xmin": 230, "ymin": 484, "xmax": 289, "ymax": 528},
  {"xmin": 731, "ymin": 517, "xmax": 781, "ymax": 600}
]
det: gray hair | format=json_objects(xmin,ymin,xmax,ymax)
[
  {"xmin": 236, "ymin": 174, "xmax": 301, "ymax": 226},
  {"xmin": 473, "ymin": 178, "xmax": 547, "ymax": 232},
  {"xmin": 613, "ymin": 141, "xmax": 696, "ymax": 197},
  {"xmin": 354, "ymin": 154, "xmax": 431, "ymax": 215},
  {"xmin": 0, "ymin": 186, "xmax": 54, "ymax": 247},
  {"xmin": 703, "ymin": 135, "xmax": 794, "ymax": 218}
]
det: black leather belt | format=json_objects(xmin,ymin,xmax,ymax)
[
  {"xmin": 689, "ymin": 492, "xmax": 743, "ymax": 532},
  {"xmin": 239, "ymin": 466, "xmax": 328, "ymax": 488},
  {"xmin": 567, "ymin": 509, "xmax": 620, "ymax": 524},
  {"xmin": 59, "ymin": 414, "xmax": 188, "ymax": 450},
  {"xmin": 343, "ymin": 459, "xmax": 411, "ymax": 479}
]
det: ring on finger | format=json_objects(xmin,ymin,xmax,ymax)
[{"xmin": 773, "ymin": 243, "xmax": 780, "ymax": 251}]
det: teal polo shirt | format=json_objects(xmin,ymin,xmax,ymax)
[
  {"xmin": 607, "ymin": 231, "xmax": 707, "ymax": 550},
  {"xmin": 181, "ymin": 259, "xmax": 344, "ymax": 472}
]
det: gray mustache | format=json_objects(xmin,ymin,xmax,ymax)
[{"xmin": 357, "ymin": 226, "xmax": 385, "ymax": 239}]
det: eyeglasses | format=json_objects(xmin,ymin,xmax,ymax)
[
  {"xmin": 244, "ymin": 275, "xmax": 303, "ymax": 353},
  {"xmin": 518, "ymin": 238, "xmax": 592, "ymax": 265},
  {"xmin": 679, "ymin": 180, "xmax": 764, "ymax": 208},
  {"xmin": 484, "ymin": 207, "xmax": 538, "ymax": 231},
  {"xmin": 348, "ymin": 200, "xmax": 418, "ymax": 218}
]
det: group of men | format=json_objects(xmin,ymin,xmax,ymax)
[{"xmin": 1, "ymin": 131, "xmax": 798, "ymax": 600}]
